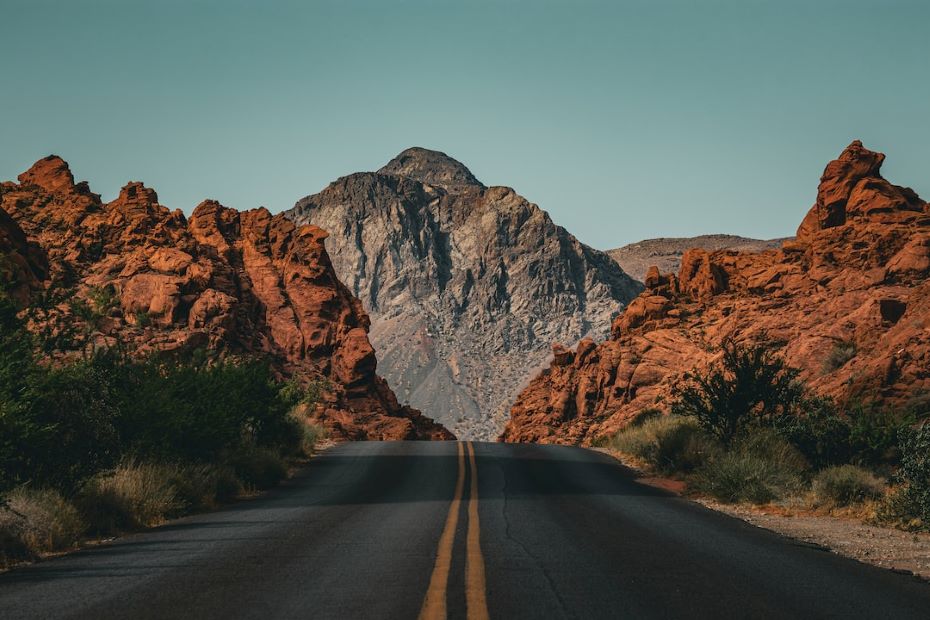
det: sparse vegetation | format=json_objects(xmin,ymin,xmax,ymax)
[
  {"xmin": 78, "ymin": 462, "xmax": 184, "ymax": 533},
  {"xmin": 0, "ymin": 289, "xmax": 328, "ymax": 568},
  {"xmin": 822, "ymin": 340, "xmax": 857, "ymax": 373},
  {"xmin": 0, "ymin": 488, "xmax": 85, "ymax": 558},
  {"xmin": 694, "ymin": 430, "xmax": 807, "ymax": 504},
  {"xmin": 611, "ymin": 414, "xmax": 718, "ymax": 475},
  {"xmin": 671, "ymin": 339, "xmax": 808, "ymax": 445},
  {"xmin": 880, "ymin": 424, "xmax": 930, "ymax": 529},
  {"xmin": 811, "ymin": 465, "xmax": 884, "ymax": 508},
  {"xmin": 611, "ymin": 339, "xmax": 929, "ymax": 519}
]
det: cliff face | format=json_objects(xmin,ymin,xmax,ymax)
[
  {"xmin": 287, "ymin": 148, "xmax": 643, "ymax": 439},
  {"xmin": 502, "ymin": 141, "xmax": 930, "ymax": 444},
  {"xmin": 0, "ymin": 156, "xmax": 451, "ymax": 441}
]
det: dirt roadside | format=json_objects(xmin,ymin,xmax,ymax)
[{"xmin": 599, "ymin": 448, "xmax": 930, "ymax": 581}]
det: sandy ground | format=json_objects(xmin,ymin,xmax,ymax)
[{"xmin": 601, "ymin": 448, "xmax": 930, "ymax": 581}]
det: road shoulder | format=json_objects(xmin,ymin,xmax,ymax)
[{"xmin": 596, "ymin": 447, "xmax": 930, "ymax": 582}]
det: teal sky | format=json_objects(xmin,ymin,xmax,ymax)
[{"xmin": 2, "ymin": 0, "xmax": 927, "ymax": 249}]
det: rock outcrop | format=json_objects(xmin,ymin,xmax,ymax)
[
  {"xmin": 608, "ymin": 235, "xmax": 788, "ymax": 283},
  {"xmin": 287, "ymin": 148, "xmax": 643, "ymax": 439},
  {"xmin": 502, "ymin": 141, "xmax": 930, "ymax": 444},
  {"xmin": 0, "ymin": 155, "xmax": 451, "ymax": 441},
  {"xmin": 0, "ymin": 207, "xmax": 47, "ymax": 306}
]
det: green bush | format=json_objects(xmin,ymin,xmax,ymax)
[
  {"xmin": 811, "ymin": 465, "xmax": 885, "ymax": 507},
  {"xmin": 774, "ymin": 401, "xmax": 852, "ymax": 469},
  {"xmin": 672, "ymin": 339, "xmax": 808, "ymax": 445},
  {"xmin": 0, "ymin": 295, "xmax": 41, "ymax": 494},
  {"xmin": 113, "ymin": 355, "xmax": 301, "ymax": 463},
  {"xmin": 168, "ymin": 464, "xmax": 242, "ymax": 511},
  {"xmin": 18, "ymin": 360, "xmax": 123, "ymax": 491},
  {"xmin": 612, "ymin": 415, "xmax": 719, "ymax": 475},
  {"xmin": 890, "ymin": 424, "xmax": 930, "ymax": 527},
  {"xmin": 775, "ymin": 401, "xmax": 917, "ymax": 469},
  {"xmin": 228, "ymin": 448, "xmax": 289, "ymax": 491},
  {"xmin": 694, "ymin": 430, "xmax": 807, "ymax": 504}
]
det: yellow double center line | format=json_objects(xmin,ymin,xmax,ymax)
[{"xmin": 419, "ymin": 442, "xmax": 489, "ymax": 620}]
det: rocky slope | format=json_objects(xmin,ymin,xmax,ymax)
[
  {"xmin": 502, "ymin": 141, "xmax": 930, "ymax": 444},
  {"xmin": 287, "ymin": 148, "xmax": 643, "ymax": 439},
  {"xmin": 0, "ymin": 156, "xmax": 451, "ymax": 441},
  {"xmin": 608, "ymin": 235, "xmax": 789, "ymax": 283}
]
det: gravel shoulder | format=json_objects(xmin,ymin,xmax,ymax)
[{"xmin": 600, "ymin": 448, "xmax": 930, "ymax": 581}]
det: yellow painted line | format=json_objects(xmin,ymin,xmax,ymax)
[
  {"xmin": 419, "ymin": 441, "xmax": 466, "ymax": 620},
  {"xmin": 466, "ymin": 441, "xmax": 490, "ymax": 620}
]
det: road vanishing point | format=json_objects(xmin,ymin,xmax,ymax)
[{"xmin": 2, "ymin": 441, "xmax": 930, "ymax": 619}]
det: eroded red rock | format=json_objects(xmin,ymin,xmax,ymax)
[
  {"xmin": 502, "ymin": 141, "xmax": 930, "ymax": 444},
  {"xmin": 1, "ymin": 156, "xmax": 452, "ymax": 441}
]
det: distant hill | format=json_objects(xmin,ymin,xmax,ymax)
[{"xmin": 608, "ymin": 235, "xmax": 789, "ymax": 282}]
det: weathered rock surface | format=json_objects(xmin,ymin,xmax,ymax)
[
  {"xmin": 502, "ymin": 141, "xmax": 930, "ymax": 444},
  {"xmin": 0, "ymin": 155, "xmax": 451, "ymax": 441},
  {"xmin": 608, "ymin": 235, "xmax": 788, "ymax": 283},
  {"xmin": 287, "ymin": 147, "xmax": 643, "ymax": 439},
  {"xmin": 0, "ymin": 207, "xmax": 47, "ymax": 306}
]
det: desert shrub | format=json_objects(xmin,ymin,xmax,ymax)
[
  {"xmin": 811, "ymin": 465, "xmax": 884, "ymax": 507},
  {"xmin": 774, "ymin": 400, "xmax": 852, "ymax": 469},
  {"xmin": 78, "ymin": 462, "xmax": 182, "ymax": 533},
  {"xmin": 885, "ymin": 424, "xmax": 930, "ymax": 528},
  {"xmin": 822, "ymin": 340, "xmax": 857, "ymax": 373},
  {"xmin": 168, "ymin": 464, "xmax": 242, "ymax": 511},
  {"xmin": 612, "ymin": 415, "xmax": 719, "ymax": 474},
  {"xmin": 295, "ymin": 419, "xmax": 328, "ymax": 457},
  {"xmin": 672, "ymin": 339, "xmax": 807, "ymax": 444},
  {"xmin": 115, "ymin": 356, "xmax": 300, "ymax": 463},
  {"xmin": 845, "ymin": 403, "xmax": 916, "ymax": 466},
  {"xmin": 694, "ymin": 430, "xmax": 807, "ymax": 504},
  {"xmin": 0, "ymin": 488, "xmax": 86, "ymax": 554},
  {"xmin": 0, "ymin": 302, "xmax": 121, "ymax": 492},
  {"xmin": 612, "ymin": 414, "xmax": 680, "ymax": 460},
  {"xmin": 18, "ymin": 360, "xmax": 122, "ymax": 491},
  {"xmin": 0, "ymin": 295, "xmax": 40, "ymax": 494},
  {"xmin": 1, "ymin": 285, "xmax": 307, "ymax": 522},
  {"xmin": 775, "ymin": 400, "xmax": 918, "ymax": 469},
  {"xmin": 0, "ymin": 519, "xmax": 32, "ymax": 567},
  {"xmin": 227, "ymin": 448, "xmax": 289, "ymax": 491}
]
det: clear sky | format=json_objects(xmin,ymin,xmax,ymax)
[{"xmin": 2, "ymin": 0, "xmax": 927, "ymax": 249}]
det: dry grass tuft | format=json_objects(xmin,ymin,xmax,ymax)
[{"xmin": 0, "ymin": 488, "xmax": 86, "ymax": 566}]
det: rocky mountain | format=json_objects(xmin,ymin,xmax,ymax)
[
  {"xmin": 608, "ymin": 235, "xmax": 789, "ymax": 283},
  {"xmin": 286, "ymin": 147, "xmax": 643, "ymax": 439},
  {"xmin": 0, "ymin": 156, "xmax": 451, "ymax": 441},
  {"xmin": 502, "ymin": 141, "xmax": 930, "ymax": 444}
]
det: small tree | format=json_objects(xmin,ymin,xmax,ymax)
[{"xmin": 672, "ymin": 339, "xmax": 806, "ymax": 445}]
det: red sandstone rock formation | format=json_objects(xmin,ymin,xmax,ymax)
[
  {"xmin": 0, "ymin": 155, "xmax": 452, "ymax": 441},
  {"xmin": 502, "ymin": 141, "xmax": 930, "ymax": 444}
]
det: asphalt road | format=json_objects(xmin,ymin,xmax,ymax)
[{"xmin": 2, "ymin": 441, "xmax": 929, "ymax": 619}]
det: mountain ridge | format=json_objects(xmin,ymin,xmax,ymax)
[
  {"xmin": 608, "ymin": 234, "xmax": 790, "ymax": 283},
  {"xmin": 287, "ymin": 147, "xmax": 642, "ymax": 439}
]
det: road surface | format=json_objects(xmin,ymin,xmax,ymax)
[{"xmin": 1, "ymin": 441, "xmax": 929, "ymax": 619}]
